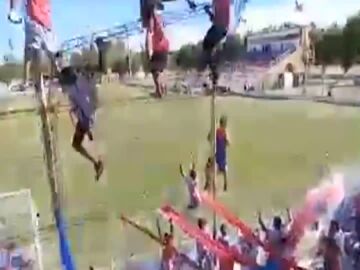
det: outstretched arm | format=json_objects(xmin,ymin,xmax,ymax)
[
  {"xmin": 179, "ymin": 164, "xmax": 185, "ymax": 178},
  {"xmin": 257, "ymin": 211, "xmax": 268, "ymax": 233},
  {"xmin": 169, "ymin": 219, "xmax": 174, "ymax": 236},
  {"xmin": 225, "ymin": 131, "xmax": 230, "ymax": 146},
  {"xmin": 286, "ymin": 208, "xmax": 292, "ymax": 224},
  {"xmin": 204, "ymin": 4, "xmax": 214, "ymax": 22},
  {"xmin": 191, "ymin": 161, "xmax": 196, "ymax": 171},
  {"xmin": 156, "ymin": 218, "xmax": 162, "ymax": 242}
]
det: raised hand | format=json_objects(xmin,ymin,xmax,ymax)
[{"xmin": 8, "ymin": 10, "xmax": 22, "ymax": 24}]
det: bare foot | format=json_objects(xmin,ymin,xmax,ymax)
[{"xmin": 94, "ymin": 160, "xmax": 104, "ymax": 181}]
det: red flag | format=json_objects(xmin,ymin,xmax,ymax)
[{"xmin": 159, "ymin": 205, "xmax": 258, "ymax": 266}]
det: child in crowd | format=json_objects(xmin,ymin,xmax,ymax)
[
  {"xmin": 179, "ymin": 163, "xmax": 200, "ymax": 209},
  {"xmin": 204, "ymin": 157, "xmax": 214, "ymax": 191}
]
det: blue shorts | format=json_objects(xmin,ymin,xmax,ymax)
[
  {"xmin": 216, "ymin": 155, "xmax": 227, "ymax": 172},
  {"xmin": 25, "ymin": 18, "xmax": 57, "ymax": 53}
]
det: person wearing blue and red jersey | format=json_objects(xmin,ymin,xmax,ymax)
[{"xmin": 212, "ymin": 115, "xmax": 230, "ymax": 191}]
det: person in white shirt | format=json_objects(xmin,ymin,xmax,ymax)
[{"xmin": 179, "ymin": 163, "xmax": 199, "ymax": 210}]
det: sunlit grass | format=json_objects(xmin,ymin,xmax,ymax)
[{"xmin": 0, "ymin": 85, "xmax": 360, "ymax": 267}]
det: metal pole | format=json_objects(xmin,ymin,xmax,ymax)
[
  {"xmin": 126, "ymin": 27, "xmax": 132, "ymax": 77},
  {"xmin": 210, "ymin": 62, "xmax": 217, "ymax": 239},
  {"xmin": 34, "ymin": 61, "xmax": 62, "ymax": 219}
]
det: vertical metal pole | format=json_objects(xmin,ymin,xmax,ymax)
[
  {"xmin": 126, "ymin": 27, "xmax": 132, "ymax": 77},
  {"xmin": 210, "ymin": 64, "xmax": 217, "ymax": 239},
  {"xmin": 34, "ymin": 66, "xmax": 62, "ymax": 219}
]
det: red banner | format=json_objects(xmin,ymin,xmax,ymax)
[{"xmin": 159, "ymin": 205, "xmax": 258, "ymax": 266}]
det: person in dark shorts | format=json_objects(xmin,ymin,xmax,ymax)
[
  {"xmin": 146, "ymin": 5, "xmax": 170, "ymax": 98},
  {"xmin": 202, "ymin": 0, "xmax": 230, "ymax": 78},
  {"xmin": 150, "ymin": 51, "xmax": 168, "ymax": 73},
  {"xmin": 59, "ymin": 66, "xmax": 104, "ymax": 181}
]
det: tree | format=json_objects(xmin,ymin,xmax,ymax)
[
  {"xmin": 0, "ymin": 63, "xmax": 22, "ymax": 84},
  {"xmin": 106, "ymin": 40, "xmax": 126, "ymax": 72},
  {"xmin": 221, "ymin": 34, "xmax": 245, "ymax": 62},
  {"xmin": 314, "ymin": 27, "xmax": 343, "ymax": 67},
  {"xmin": 70, "ymin": 50, "xmax": 84, "ymax": 68},
  {"xmin": 81, "ymin": 47, "xmax": 98, "ymax": 69},
  {"xmin": 176, "ymin": 43, "xmax": 201, "ymax": 70},
  {"xmin": 342, "ymin": 14, "xmax": 360, "ymax": 72},
  {"xmin": 130, "ymin": 53, "xmax": 142, "ymax": 74}
]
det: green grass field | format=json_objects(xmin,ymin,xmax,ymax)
[{"xmin": 1, "ymin": 85, "xmax": 360, "ymax": 268}]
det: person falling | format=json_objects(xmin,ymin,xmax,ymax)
[
  {"xmin": 145, "ymin": 2, "xmax": 170, "ymax": 98},
  {"xmin": 59, "ymin": 67, "xmax": 104, "ymax": 181},
  {"xmin": 208, "ymin": 115, "xmax": 230, "ymax": 191},
  {"xmin": 179, "ymin": 162, "xmax": 200, "ymax": 210}
]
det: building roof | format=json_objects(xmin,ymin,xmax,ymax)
[{"xmin": 247, "ymin": 22, "xmax": 304, "ymax": 38}]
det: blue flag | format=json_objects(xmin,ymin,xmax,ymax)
[{"xmin": 55, "ymin": 208, "xmax": 76, "ymax": 270}]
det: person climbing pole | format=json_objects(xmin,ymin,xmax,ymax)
[
  {"xmin": 142, "ymin": 0, "xmax": 170, "ymax": 98},
  {"xmin": 202, "ymin": 0, "xmax": 231, "ymax": 84},
  {"xmin": 8, "ymin": 0, "xmax": 59, "ymax": 89}
]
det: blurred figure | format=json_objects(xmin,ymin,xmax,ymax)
[
  {"xmin": 179, "ymin": 162, "xmax": 200, "ymax": 209},
  {"xmin": 217, "ymin": 224, "xmax": 233, "ymax": 270},
  {"xmin": 59, "ymin": 67, "xmax": 104, "ymax": 181},
  {"xmin": 317, "ymin": 236, "xmax": 342, "ymax": 270},
  {"xmin": 196, "ymin": 218, "xmax": 213, "ymax": 270},
  {"xmin": 204, "ymin": 157, "xmax": 214, "ymax": 191}
]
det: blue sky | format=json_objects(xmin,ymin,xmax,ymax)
[{"xmin": 0, "ymin": 0, "xmax": 359, "ymax": 61}]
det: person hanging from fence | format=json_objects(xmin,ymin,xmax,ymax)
[
  {"xmin": 59, "ymin": 66, "xmax": 104, "ymax": 181},
  {"xmin": 142, "ymin": 0, "xmax": 170, "ymax": 98},
  {"xmin": 201, "ymin": 0, "xmax": 231, "ymax": 83},
  {"xmin": 8, "ymin": 0, "xmax": 59, "ymax": 89}
]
